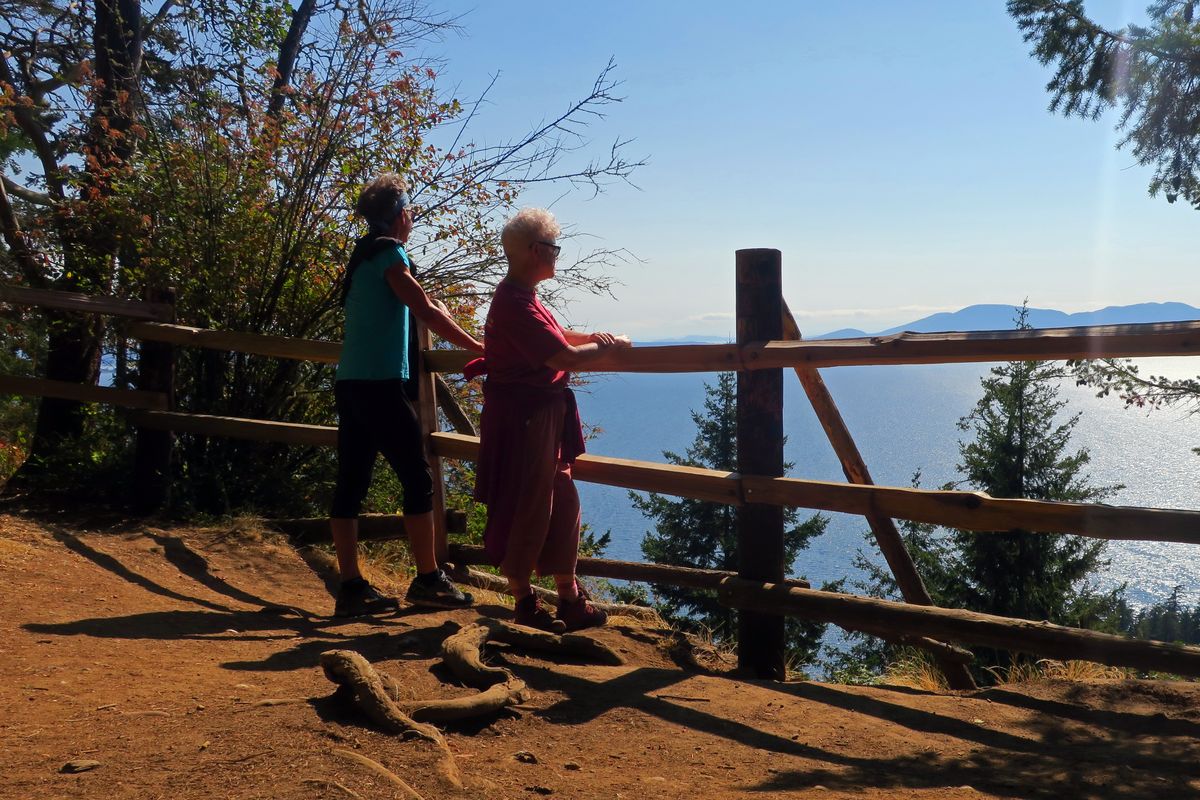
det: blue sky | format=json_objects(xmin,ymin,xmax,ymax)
[{"xmin": 425, "ymin": 1, "xmax": 1196, "ymax": 338}]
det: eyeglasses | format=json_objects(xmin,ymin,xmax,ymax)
[{"xmin": 536, "ymin": 241, "xmax": 561, "ymax": 257}]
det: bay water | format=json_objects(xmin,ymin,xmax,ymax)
[{"xmin": 573, "ymin": 358, "xmax": 1200, "ymax": 610}]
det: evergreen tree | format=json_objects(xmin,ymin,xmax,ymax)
[
  {"xmin": 1122, "ymin": 587, "xmax": 1200, "ymax": 645},
  {"xmin": 948, "ymin": 307, "xmax": 1124, "ymax": 636},
  {"xmin": 1010, "ymin": 1, "xmax": 1200, "ymax": 431},
  {"xmin": 1009, "ymin": 0, "xmax": 1200, "ymax": 208},
  {"xmin": 630, "ymin": 372, "xmax": 828, "ymax": 665},
  {"xmin": 847, "ymin": 307, "xmax": 1126, "ymax": 675}
]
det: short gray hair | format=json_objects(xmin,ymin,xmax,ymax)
[{"xmin": 501, "ymin": 207, "xmax": 561, "ymax": 261}]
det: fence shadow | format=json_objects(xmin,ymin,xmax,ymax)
[{"xmin": 507, "ymin": 663, "xmax": 1199, "ymax": 800}]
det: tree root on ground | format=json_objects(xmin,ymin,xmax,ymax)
[
  {"xmin": 320, "ymin": 651, "xmax": 447, "ymax": 742},
  {"xmin": 473, "ymin": 618, "xmax": 625, "ymax": 666},
  {"xmin": 441, "ymin": 623, "xmax": 516, "ymax": 689},
  {"xmin": 321, "ymin": 651, "xmax": 464, "ymax": 788},
  {"xmin": 372, "ymin": 665, "xmax": 531, "ymax": 724},
  {"xmin": 321, "ymin": 615, "xmax": 627, "ymax": 788},
  {"xmin": 331, "ymin": 748, "xmax": 429, "ymax": 799}
]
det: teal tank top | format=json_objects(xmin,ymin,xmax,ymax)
[{"xmin": 336, "ymin": 241, "xmax": 411, "ymax": 381}]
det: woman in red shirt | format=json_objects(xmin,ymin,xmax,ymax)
[{"xmin": 473, "ymin": 208, "xmax": 630, "ymax": 631}]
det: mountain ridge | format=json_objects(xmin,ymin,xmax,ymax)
[{"xmin": 640, "ymin": 302, "xmax": 1200, "ymax": 344}]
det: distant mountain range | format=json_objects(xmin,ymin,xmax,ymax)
[{"xmin": 642, "ymin": 302, "xmax": 1200, "ymax": 345}]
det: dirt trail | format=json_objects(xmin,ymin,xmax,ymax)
[{"xmin": 1, "ymin": 513, "xmax": 1198, "ymax": 799}]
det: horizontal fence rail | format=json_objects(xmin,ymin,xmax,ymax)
[
  {"xmin": 749, "ymin": 321, "xmax": 1200, "ymax": 368},
  {"xmin": 130, "ymin": 410, "xmax": 336, "ymax": 447},
  {"xmin": 431, "ymin": 431, "xmax": 742, "ymax": 504},
  {"xmin": 0, "ymin": 284, "xmax": 175, "ymax": 322},
  {"xmin": 129, "ymin": 322, "xmax": 341, "ymax": 363},
  {"xmin": 424, "ymin": 320, "xmax": 1200, "ymax": 374},
  {"xmin": 447, "ymin": 543, "xmax": 811, "ymax": 591},
  {"xmin": 718, "ymin": 577, "xmax": 1200, "ymax": 678},
  {"xmin": 123, "ymin": 412, "xmax": 1200, "ymax": 545},
  {"xmin": 0, "ymin": 375, "xmax": 169, "ymax": 411},
  {"xmin": 429, "ymin": 432, "xmax": 1200, "ymax": 544},
  {"xmin": 7, "ymin": 286, "xmax": 1198, "ymax": 375},
  {"xmin": 739, "ymin": 475, "xmax": 1200, "ymax": 544}
]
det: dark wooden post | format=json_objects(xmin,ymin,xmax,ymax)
[
  {"xmin": 133, "ymin": 286, "xmax": 176, "ymax": 512},
  {"xmin": 736, "ymin": 248, "xmax": 786, "ymax": 680}
]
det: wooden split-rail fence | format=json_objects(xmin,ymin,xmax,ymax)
[{"xmin": 3, "ymin": 249, "xmax": 1200, "ymax": 690}]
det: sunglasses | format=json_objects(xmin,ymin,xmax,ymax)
[{"xmin": 536, "ymin": 240, "xmax": 561, "ymax": 257}]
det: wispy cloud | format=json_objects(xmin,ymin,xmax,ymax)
[{"xmin": 686, "ymin": 311, "xmax": 735, "ymax": 322}]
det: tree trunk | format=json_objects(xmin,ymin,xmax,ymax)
[
  {"xmin": 13, "ymin": 0, "xmax": 144, "ymax": 488},
  {"xmin": 13, "ymin": 304, "xmax": 105, "ymax": 483}
]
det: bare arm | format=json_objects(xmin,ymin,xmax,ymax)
[
  {"xmin": 563, "ymin": 330, "xmax": 629, "ymax": 346},
  {"xmin": 545, "ymin": 333, "xmax": 631, "ymax": 370},
  {"xmin": 385, "ymin": 264, "xmax": 483, "ymax": 353}
]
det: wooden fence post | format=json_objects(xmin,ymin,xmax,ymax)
[
  {"xmin": 414, "ymin": 321, "xmax": 449, "ymax": 565},
  {"xmin": 736, "ymin": 248, "xmax": 786, "ymax": 680},
  {"xmin": 132, "ymin": 287, "xmax": 176, "ymax": 512}
]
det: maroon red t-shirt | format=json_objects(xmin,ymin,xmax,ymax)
[{"xmin": 483, "ymin": 279, "xmax": 570, "ymax": 387}]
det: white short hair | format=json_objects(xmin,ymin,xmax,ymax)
[{"xmin": 501, "ymin": 207, "xmax": 561, "ymax": 262}]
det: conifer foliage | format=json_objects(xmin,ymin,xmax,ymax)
[
  {"xmin": 1008, "ymin": 1, "xmax": 1200, "ymax": 458},
  {"xmin": 1122, "ymin": 587, "xmax": 1200, "ymax": 644},
  {"xmin": 947, "ymin": 308, "xmax": 1123, "ymax": 631},
  {"xmin": 631, "ymin": 372, "xmax": 828, "ymax": 664},
  {"xmin": 1009, "ymin": 0, "xmax": 1200, "ymax": 207},
  {"xmin": 851, "ymin": 307, "xmax": 1125, "ymax": 675}
]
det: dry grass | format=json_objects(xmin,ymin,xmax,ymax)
[
  {"xmin": 879, "ymin": 648, "xmax": 1134, "ymax": 692},
  {"xmin": 881, "ymin": 652, "xmax": 950, "ymax": 692},
  {"xmin": 358, "ymin": 539, "xmax": 416, "ymax": 594},
  {"xmin": 674, "ymin": 623, "xmax": 738, "ymax": 673},
  {"xmin": 988, "ymin": 658, "xmax": 1132, "ymax": 685},
  {"xmin": 881, "ymin": 653, "xmax": 1132, "ymax": 692}
]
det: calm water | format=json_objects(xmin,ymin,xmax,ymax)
[{"xmin": 573, "ymin": 358, "xmax": 1200, "ymax": 609}]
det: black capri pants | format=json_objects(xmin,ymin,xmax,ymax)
[{"xmin": 331, "ymin": 379, "xmax": 434, "ymax": 518}]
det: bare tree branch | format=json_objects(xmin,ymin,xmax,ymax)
[
  {"xmin": 267, "ymin": 0, "xmax": 318, "ymax": 119},
  {"xmin": 0, "ymin": 176, "xmax": 50, "ymax": 287},
  {"xmin": 0, "ymin": 53, "xmax": 67, "ymax": 200},
  {"xmin": 1, "ymin": 176, "xmax": 55, "ymax": 206}
]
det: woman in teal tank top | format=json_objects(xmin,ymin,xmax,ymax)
[{"xmin": 329, "ymin": 174, "xmax": 483, "ymax": 617}]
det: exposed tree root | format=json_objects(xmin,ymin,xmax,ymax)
[
  {"xmin": 322, "ymin": 612, "xmax": 629, "ymax": 790},
  {"xmin": 370, "ymin": 653, "xmax": 531, "ymax": 722},
  {"xmin": 331, "ymin": 748, "xmax": 428, "ymax": 799},
  {"xmin": 301, "ymin": 777, "xmax": 363, "ymax": 798},
  {"xmin": 441, "ymin": 623, "xmax": 513, "ymax": 689},
  {"xmin": 403, "ymin": 679, "xmax": 530, "ymax": 723},
  {"xmin": 319, "ymin": 650, "xmax": 445, "ymax": 743},
  {"xmin": 477, "ymin": 618, "xmax": 625, "ymax": 666}
]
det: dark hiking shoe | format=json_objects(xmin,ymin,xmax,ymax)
[
  {"xmin": 514, "ymin": 594, "xmax": 567, "ymax": 634},
  {"xmin": 404, "ymin": 569, "xmax": 474, "ymax": 609},
  {"xmin": 334, "ymin": 578, "xmax": 401, "ymax": 618},
  {"xmin": 556, "ymin": 582, "xmax": 607, "ymax": 632}
]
